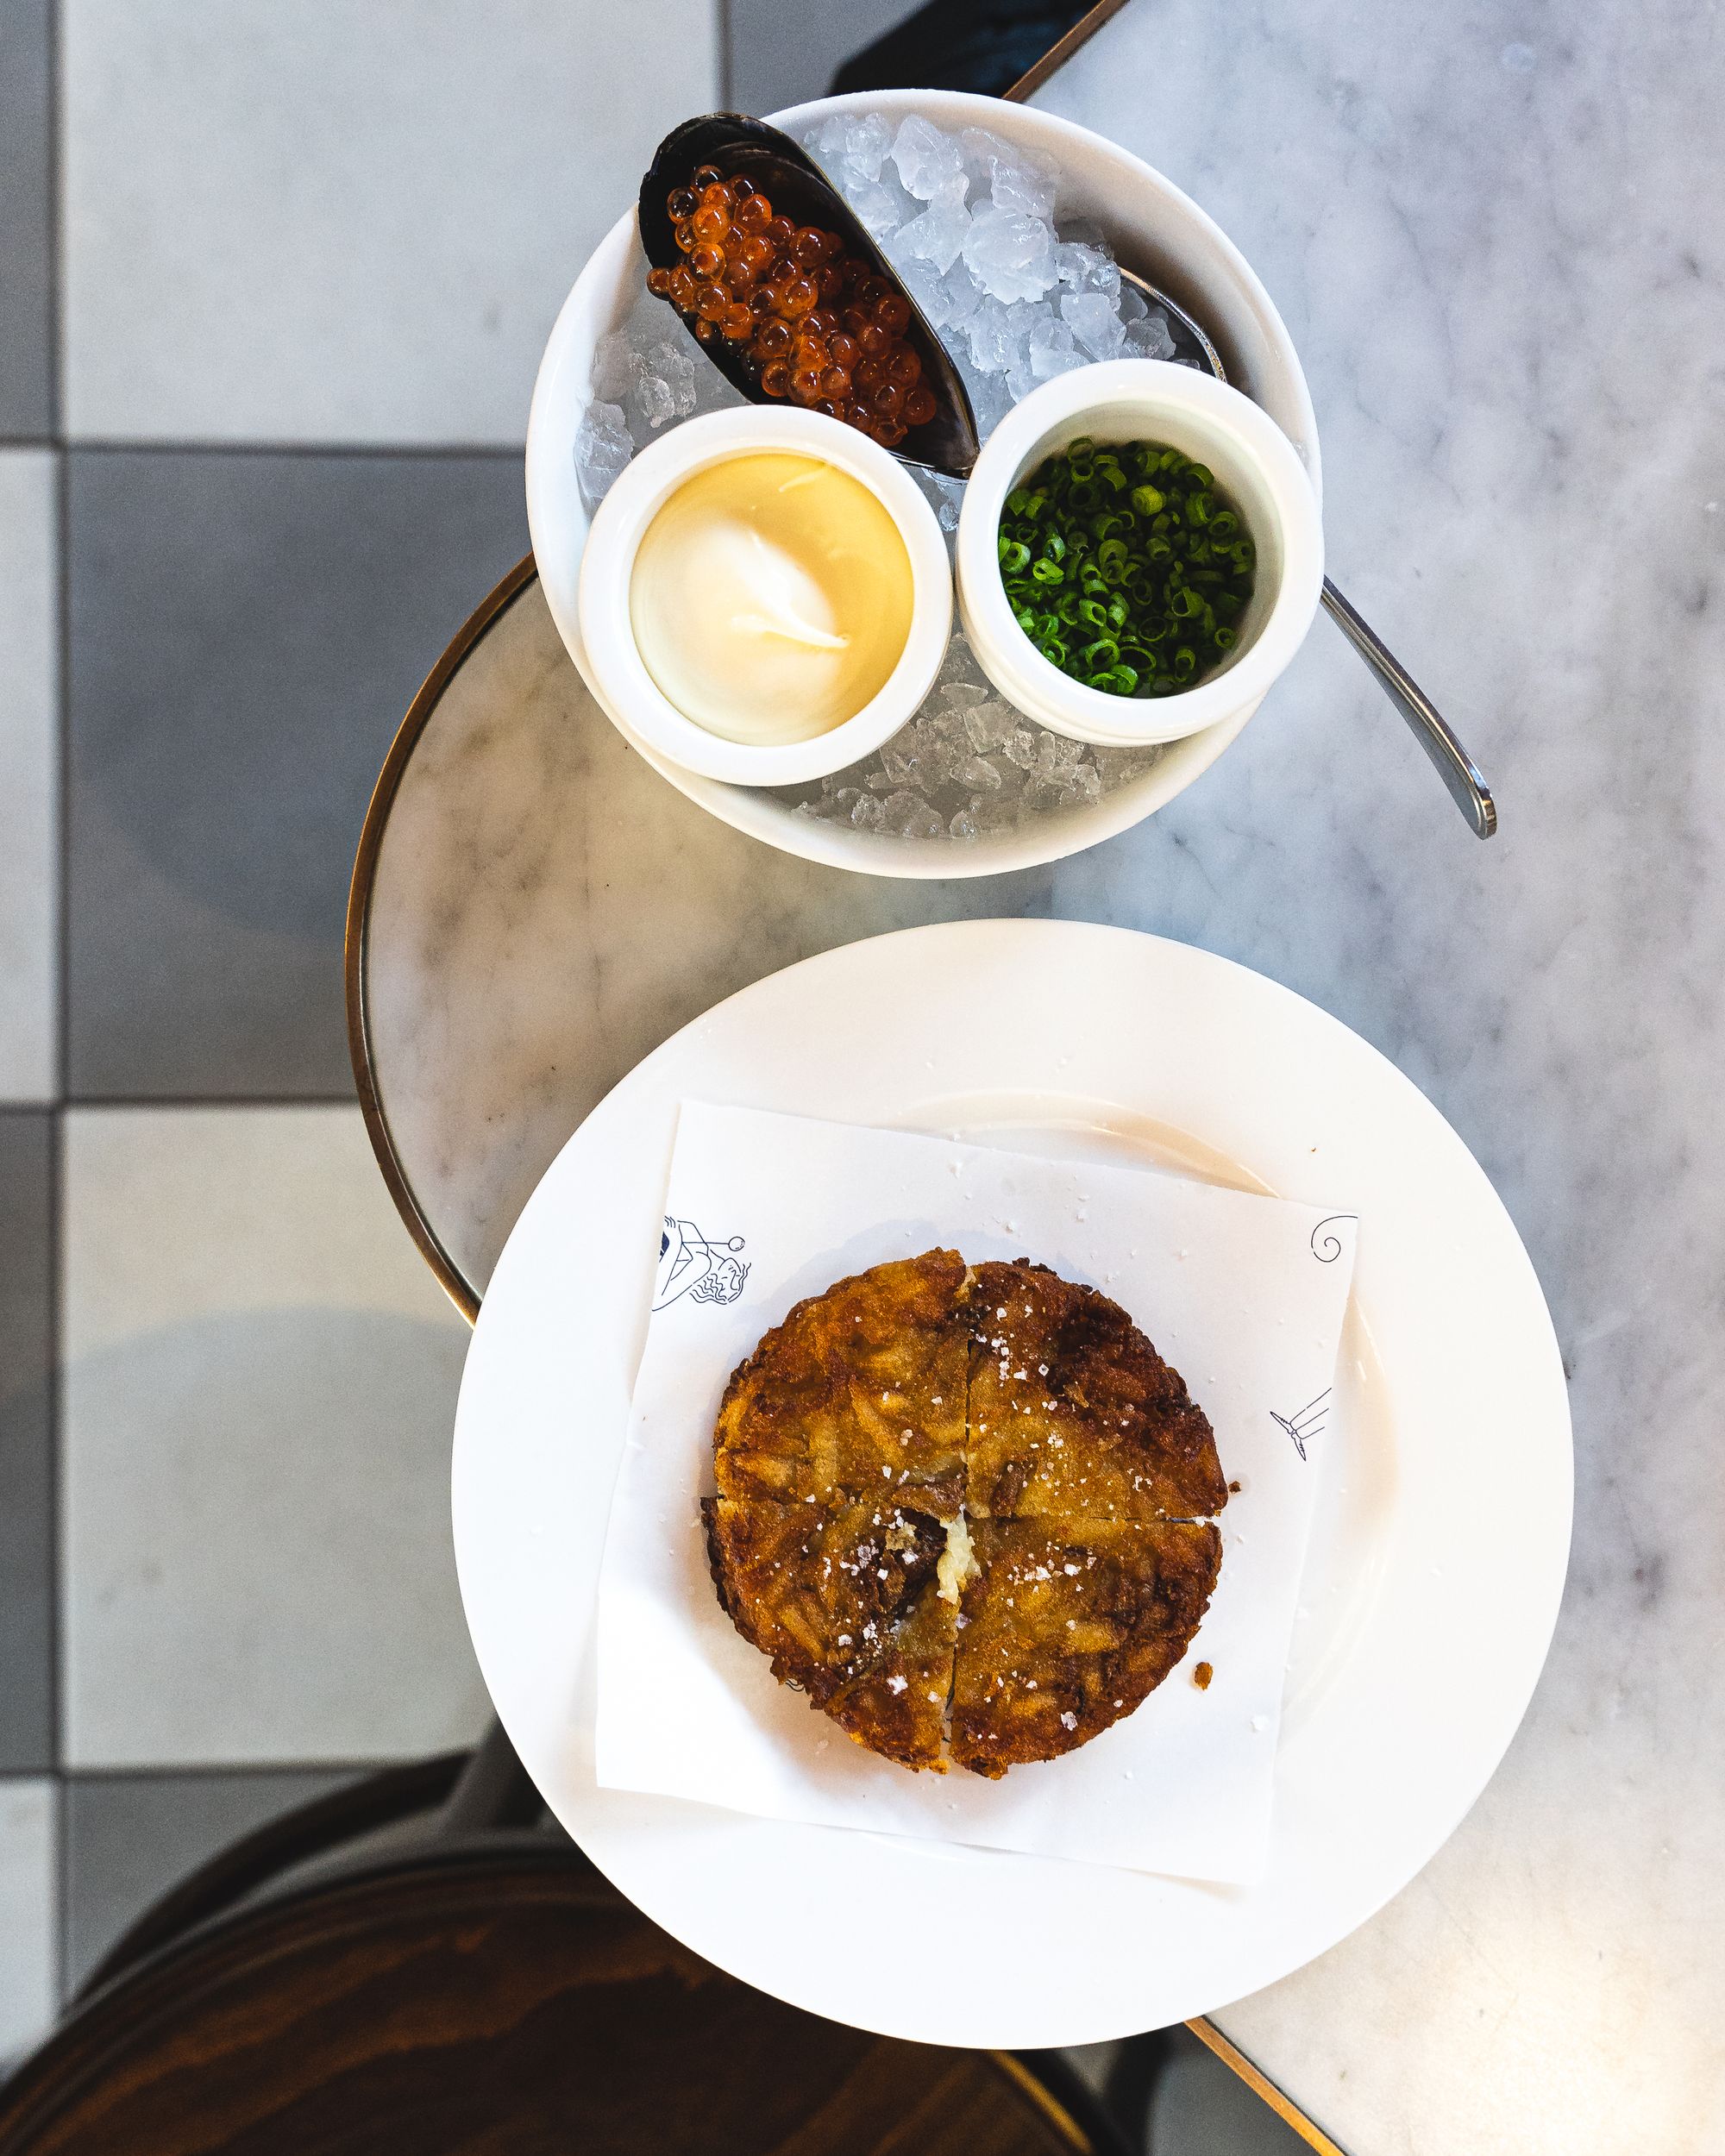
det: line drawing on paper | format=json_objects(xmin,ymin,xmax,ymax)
[
  {"xmin": 1309, "ymin": 1213, "xmax": 1358, "ymax": 1263},
  {"xmin": 1270, "ymin": 1388, "xmax": 1332, "ymax": 1461},
  {"xmin": 654, "ymin": 1217, "xmax": 749, "ymax": 1311}
]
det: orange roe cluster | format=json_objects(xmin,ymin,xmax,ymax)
[{"xmin": 646, "ymin": 165, "xmax": 938, "ymax": 449}]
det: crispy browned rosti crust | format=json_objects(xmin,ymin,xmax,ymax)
[
  {"xmin": 702, "ymin": 1494, "xmax": 952, "ymax": 1766},
  {"xmin": 826, "ymin": 1576, "xmax": 956, "ymax": 1770},
  {"xmin": 712, "ymin": 1248, "xmax": 968, "ymax": 1517},
  {"xmin": 950, "ymin": 1519, "xmax": 1222, "ymax": 1777},
  {"xmin": 702, "ymin": 1494, "xmax": 944, "ymax": 1703},
  {"xmin": 705, "ymin": 1251, "xmax": 1227, "ymax": 1775},
  {"xmin": 968, "ymin": 1260, "xmax": 1226, "ymax": 1524}
]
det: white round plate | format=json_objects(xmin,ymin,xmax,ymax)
[{"xmin": 453, "ymin": 920, "xmax": 1571, "ymax": 2046}]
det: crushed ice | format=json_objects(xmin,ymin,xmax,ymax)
[
  {"xmin": 571, "ymin": 109, "xmax": 1180, "ymax": 839},
  {"xmin": 784, "ymin": 630, "xmax": 1159, "ymax": 839}
]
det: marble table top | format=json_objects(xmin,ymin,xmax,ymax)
[{"xmin": 358, "ymin": 2, "xmax": 1725, "ymax": 2146}]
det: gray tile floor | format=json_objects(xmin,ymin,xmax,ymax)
[
  {"xmin": 60, "ymin": 1767, "xmax": 354, "ymax": 1993},
  {"xmin": 0, "ymin": 2, "xmax": 1302, "ymax": 2143},
  {"xmin": 0, "ymin": 0, "xmax": 52, "ymax": 437},
  {"xmin": 66, "ymin": 450, "xmax": 528, "ymax": 1095}
]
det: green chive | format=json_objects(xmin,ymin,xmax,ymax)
[{"xmin": 995, "ymin": 436, "xmax": 1256, "ymax": 699}]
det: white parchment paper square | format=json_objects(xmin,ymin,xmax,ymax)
[{"xmin": 594, "ymin": 1104, "xmax": 1357, "ymax": 1883}]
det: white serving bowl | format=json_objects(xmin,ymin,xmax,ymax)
[
  {"xmin": 526, "ymin": 89, "xmax": 1322, "ymax": 880},
  {"xmin": 577, "ymin": 406, "xmax": 952, "ymax": 788},
  {"xmin": 956, "ymin": 362, "xmax": 1324, "ymax": 750}
]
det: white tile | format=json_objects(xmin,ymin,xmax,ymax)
[
  {"xmin": 0, "ymin": 1779, "xmax": 56, "ymax": 2063},
  {"xmin": 62, "ymin": 1106, "xmax": 488, "ymax": 1765},
  {"xmin": 0, "ymin": 452, "xmax": 57, "ymax": 1102},
  {"xmin": 62, "ymin": 0, "xmax": 718, "ymax": 444}
]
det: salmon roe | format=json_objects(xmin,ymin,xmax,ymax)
[{"xmin": 646, "ymin": 172, "xmax": 938, "ymax": 448}]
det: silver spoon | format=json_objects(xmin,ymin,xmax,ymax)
[{"xmin": 1119, "ymin": 270, "xmax": 1497, "ymax": 839}]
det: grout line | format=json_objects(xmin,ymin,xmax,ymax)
[
  {"xmin": 60, "ymin": 439, "xmax": 527, "ymax": 462},
  {"xmin": 50, "ymin": 0, "xmax": 69, "ymax": 1997}
]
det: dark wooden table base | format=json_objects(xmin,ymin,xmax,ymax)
[{"xmin": 0, "ymin": 1847, "xmax": 1091, "ymax": 2156}]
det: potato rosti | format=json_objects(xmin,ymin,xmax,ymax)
[
  {"xmin": 949, "ymin": 1518, "xmax": 1224, "ymax": 1777},
  {"xmin": 967, "ymin": 1259, "xmax": 1227, "ymax": 1524},
  {"xmin": 712, "ymin": 1248, "xmax": 968, "ymax": 1519},
  {"xmin": 702, "ymin": 1492, "xmax": 954, "ymax": 1766},
  {"xmin": 704, "ymin": 1251, "xmax": 1226, "ymax": 1774}
]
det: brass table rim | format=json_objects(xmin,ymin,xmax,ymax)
[{"xmin": 344, "ymin": 550, "xmax": 538, "ymax": 1326}]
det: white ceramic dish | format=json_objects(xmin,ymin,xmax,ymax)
[
  {"xmin": 524, "ymin": 90, "xmax": 1322, "ymax": 880},
  {"xmin": 452, "ymin": 919, "xmax": 1572, "ymax": 2047},
  {"xmin": 577, "ymin": 406, "xmax": 952, "ymax": 787},
  {"xmin": 957, "ymin": 362, "xmax": 1324, "ymax": 749}
]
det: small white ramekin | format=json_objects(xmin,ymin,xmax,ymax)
[
  {"xmin": 955, "ymin": 361, "xmax": 1323, "ymax": 749},
  {"xmin": 575, "ymin": 405, "xmax": 953, "ymax": 787}
]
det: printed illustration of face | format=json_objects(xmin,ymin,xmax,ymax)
[{"xmin": 693, "ymin": 1255, "xmax": 749, "ymax": 1305}]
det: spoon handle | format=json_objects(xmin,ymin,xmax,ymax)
[{"xmin": 1320, "ymin": 578, "xmax": 1498, "ymax": 838}]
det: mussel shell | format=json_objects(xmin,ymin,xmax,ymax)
[{"xmin": 638, "ymin": 112, "xmax": 980, "ymax": 480}]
